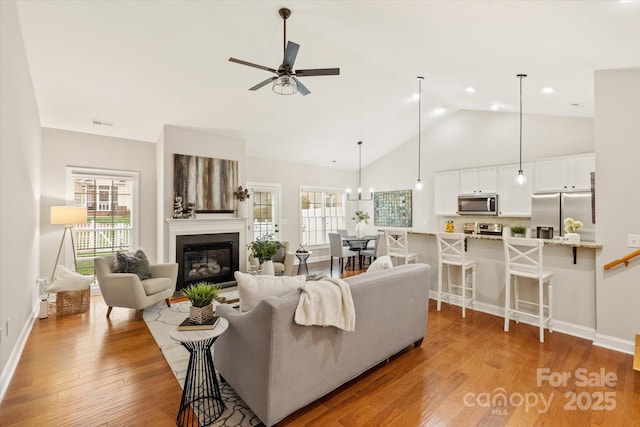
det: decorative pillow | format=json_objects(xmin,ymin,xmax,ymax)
[
  {"xmin": 45, "ymin": 265, "xmax": 93, "ymax": 292},
  {"xmin": 367, "ymin": 255, "xmax": 394, "ymax": 273},
  {"xmin": 115, "ymin": 250, "xmax": 152, "ymax": 280},
  {"xmin": 235, "ymin": 271, "xmax": 305, "ymax": 312},
  {"xmin": 272, "ymin": 245, "xmax": 286, "ymax": 263}
]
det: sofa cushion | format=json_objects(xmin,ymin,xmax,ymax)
[
  {"xmin": 235, "ymin": 271, "xmax": 305, "ymax": 312},
  {"xmin": 367, "ymin": 255, "xmax": 393, "ymax": 273},
  {"xmin": 272, "ymin": 245, "xmax": 286, "ymax": 263},
  {"xmin": 45, "ymin": 265, "xmax": 93, "ymax": 292},
  {"xmin": 115, "ymin": 250, "xmax": 152, "ymax": 280}
]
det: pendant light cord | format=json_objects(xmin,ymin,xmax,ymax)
[
  {"xmin": 517, "ymin": 74, "xmax": 527, "ymax": 172},
  {"xmin": 418, "ymin": 77, "xmax": 423, "ymax": 181}
]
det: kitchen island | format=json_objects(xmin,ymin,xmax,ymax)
[{"xmin": 407, "ymin": 231, "xmax": 601, "ymax": 341}]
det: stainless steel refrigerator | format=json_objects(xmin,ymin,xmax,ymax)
[{"xmin": 531, "ymin": 191, "xmax": 595, "ymax": 241}]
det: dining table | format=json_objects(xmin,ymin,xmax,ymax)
[{"xmin": 342, "ymin": 235, "xmax": 378, "ymax": 270}]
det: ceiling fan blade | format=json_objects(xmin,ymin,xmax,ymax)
[
  {"xmin": 291, "ymin": 76, "xmax": 310, "ymax": 96},
  {"xmin": 229, "ymin": 57, "xmax": 277, "ymax": 74},
  {"xmin": 249, "ymin": 77, "xmax": 277, "ymax": 91},
  {"xmin": 295, "ymin": 68, "xmax": 340, "ymax": 77},
  {"xmin": 283, "ymin": 41, "xmax": 300, "ymax": 68}
]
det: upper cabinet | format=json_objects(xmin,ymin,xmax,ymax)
[
  {"xmin": 434, "ymin": 170, "xmax": 459, "ymax": 215},
  {"xmin": 498, "ymin": 163, "xmax": 533, "ymax": 217},
  {"xmin": 459, "ymin": 167, "xmax": 497, "ymax": 195},
  {"xmin": 533, "ymin": 154, "xmax": 595, "ymax": 192}
]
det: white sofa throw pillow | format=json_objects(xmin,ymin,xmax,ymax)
[
  {"xmin": 235, "ymin": 271, "xmax": 305, "ymax": 312},
  {"xmin": 366, "ymin": 255, "xmax": 394, "ymax": 273},
  {"xmin": 45, "ymin": 265, "xmax": 93, "ymax": 292}
]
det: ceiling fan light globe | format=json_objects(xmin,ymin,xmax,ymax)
[{"xmin": 272, "ymin": 75, "xmax": 297, "ymax": 95}]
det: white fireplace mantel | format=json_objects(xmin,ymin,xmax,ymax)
[{"xmin": 167, "ymin": 217, "xmax": 247, "ymax": 272}]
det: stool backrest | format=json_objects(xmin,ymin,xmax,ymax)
[
  {"xmin": 383, "ymin": 228, "xmax": 409, "ymax": 258},
  {"xmin": 504, "ymin": 237, "xmax": 544, "ymax": 276},
  {"xmin": 437, "ymin": 232, "xmax": 466, "ymax": 264}
]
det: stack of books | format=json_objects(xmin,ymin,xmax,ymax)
[{"xmin": 177, "ymin": 316, "xmax": 220, "ymax": 331}]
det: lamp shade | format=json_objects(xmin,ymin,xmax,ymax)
[{"xmin": 50, "ymin": 206, "xmax": 87, "ymax": 225}]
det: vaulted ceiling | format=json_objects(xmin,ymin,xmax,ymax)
[{"xmin": 15, "ymin": 0, "xmax": 640, "ymax": 170}]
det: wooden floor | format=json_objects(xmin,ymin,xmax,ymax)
[{"xmin": 1, "ymin": 261, "xmax": 639, "ymax": 426}]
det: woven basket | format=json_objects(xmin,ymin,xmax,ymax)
[
  {"xmin": 189, "ymin": 304, "xmax": 214, "ymax": 324},
  {"xmin": 56, "ymin": 289, "xmax": 90, "ymax": 316}
]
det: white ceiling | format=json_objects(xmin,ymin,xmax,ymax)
[{"xmin": 15, "ymin": 0, "xmax": 640, "ymax": 170}]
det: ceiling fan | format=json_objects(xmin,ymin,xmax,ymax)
[{"xmin": 228, "ymin": 8, "xmax": 340, "ymax": 96}]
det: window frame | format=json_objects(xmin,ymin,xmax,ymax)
[
  {"xmin": 66, "ymin": 167, "xmax": 140, "ymax": 275},
  {"xmin": 299, "ymin": 185, "xmax": 347, "ymax": 248}
]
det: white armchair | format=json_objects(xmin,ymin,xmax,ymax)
[{"xmin": 95, "ymin": 254, "xmax": 177, "ymax": 320}]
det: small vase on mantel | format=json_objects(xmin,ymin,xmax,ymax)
[
  {"xmin": 261, "ymin": 259, "xmax": 275, "ymax": 276},
  {"xmin": 236, "ymin": 200, "xmax": 247, "ymax": 218},
  {"xmin": 355, "ymin": 221, "xmax": 366, "ymax": 238}
]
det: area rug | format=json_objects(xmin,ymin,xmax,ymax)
[{"xmin": 143, "ymin": 297, "xmax": 262, "ymax": 427}]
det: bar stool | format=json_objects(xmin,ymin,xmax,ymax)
[
  {"xmin": 503, "ymin": 237, "xmax": 554, "ymax": 343},
  {"xmin": 436, "ymin": 232, "xmax": 476, "ymax": 318}
]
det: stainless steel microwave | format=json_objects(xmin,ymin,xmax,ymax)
[{"xmin": 457, "ymin": 195, "xmax": 498, "ymax": 215}]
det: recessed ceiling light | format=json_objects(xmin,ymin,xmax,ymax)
[
  {"xmin": 571, "ymin": 102, "xmax": 584, "ymax": 108},
  {"xmin": 412, "ymin": 93, "xmax": 419, "ymax": 100},
  {"xmin": 542, "ymin": 87, "xmax": 554, "ymax": 94},
  {"xmin": 433, "ymin": 107, "xmax": 446, "ymax": 115},
  {"xmin": 491, "ymin": 104, "xmax": 502, "ymax": 111},
  {"xmin": 465, "ymin": 87, "xmax": 475, "ymax": 93}
]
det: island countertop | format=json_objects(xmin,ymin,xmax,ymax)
[{"xmin": 409, "ymin": 231, "xmax": 602, "ymax": 249}]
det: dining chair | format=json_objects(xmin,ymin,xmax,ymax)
[
  {"xmin": 503, "ymin": 237, "xmax": 554, "ymax": 343},
  {"xmin": 328, "ymin": 233, "xmax": 359, "ymax": 276},
  {"xmin": 383, "ymin": 228, "xmax": 419, "ymax": 265},
  {"xmin": 337, "ymin": 229, "xmax": 349, "ymax": 246},
  {"xmin": 360, "ymin": 231, "xmax": 385, "ymax": 268},
  {"xmin": 436, "ymin": 232, "xmax": 476, "ymax": 318}
]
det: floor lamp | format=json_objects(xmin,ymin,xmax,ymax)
[{"xmin": 50, "ymin": 206, "xmax": 87, "ymax": 281}]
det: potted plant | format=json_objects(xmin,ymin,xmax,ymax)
[
  {"xmin": 181, "ymin": 282, "xmax": 220, "ymax": 324},
  {"xmin": 563, "ymin": 217, "xmax": 583, "ymax": 243},
  {"xmin": 511, "ymin": 226, "xmax": 526, "ymax": 237},
  {"xmin": 353, "ymin": 210, "xmax": 370, "ymax": 238},
  {"xmin": 247, "ymin": 234, "xmax": 283, "ymax": 275}
]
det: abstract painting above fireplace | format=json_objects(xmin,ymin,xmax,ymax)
[
  {"xmin": 175, "ymin": 232, "xmax": 240, "ymax": 291},
  {"xmin": 173, "ymin": 153, "xmax": 238, "ymax": 213}
]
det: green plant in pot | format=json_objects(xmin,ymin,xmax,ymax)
[
  {"xmin": 511, "ymin": 226, "xmax": 526, "ymax": 237},
  {"xmin": 247, "ymin": 234, "xmax": 283, "ymax": 275},
  {"xmin": 181, "ymin": 282, "xmax": 220, "ymax": 324}
]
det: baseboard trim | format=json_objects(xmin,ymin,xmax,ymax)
[
  {"xmin": 0, "ymin": 301, "xmax": 39, "ymax": 403},
  {"xmin": 428, "ymin": 292, "xmax": 597, "ymax": 343},
  {"xmin": 593, "ymin": 332, "xmax": 635, "ymax": 355}
]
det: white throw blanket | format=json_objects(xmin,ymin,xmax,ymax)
[{"xmin": 294, "ymin": 277, "xmax": 356, "ymax": 331}]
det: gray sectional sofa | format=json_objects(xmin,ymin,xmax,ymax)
[{"xmin": 214, "ymin": 263, "xmax": 431, "ymax": 426}]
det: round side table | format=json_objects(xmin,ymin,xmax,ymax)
[
  {"xmin": 295, "ymin": 251, "xmax": 312, "ymax": 275},
  {"xmin": 169, "ymin": 317, "xmax": 229, "ymax": 427}
]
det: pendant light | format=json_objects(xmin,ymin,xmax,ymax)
[
  {"xmin": 516, "ymin": 74, "xmax": 527, "ymax": 185},
  {"xmin": 347, "ymin": 141, "xmax": 373, "ymax": 201},
  {"xmin": 415, "ymin": 76, "xmax": 424, "ymax": 191}
]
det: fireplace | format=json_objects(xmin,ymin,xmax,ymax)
[{"xmin": 176, "ymin": 233, "xmax": 239, "ymax": 291}]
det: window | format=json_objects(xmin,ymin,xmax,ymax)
[
  {"xmin": 300, "ymin": 188, "xmax": 346, "ymax": 246},
  {"xmin": 67, "ymin": 167, "xmax": 139, "ymax": 276}
]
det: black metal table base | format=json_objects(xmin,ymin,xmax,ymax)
[{"xmin": 177, "ymin": 337, "xmax": 225, "ymax": 427}]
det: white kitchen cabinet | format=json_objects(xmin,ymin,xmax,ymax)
[
  {"xmin": 533, "ymin": 154, "xmax": 595, "ymax": 192},
  {"xmin": 459, "ymin": 167, "xmax": 497, "ymax": 195},
  {"xmin": 434, "ymin": 170, "xmax": 459, "ymax": 215},
  {"xmin": 498, "ymin": 163, "xmax": 533, "ymax": 217}
]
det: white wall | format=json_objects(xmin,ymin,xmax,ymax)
[
  {"xmin": 40, "ymin": 128, "xmax": 159, "ymax": 273},
  {"xmin": 594, "ymin": 69, "xmax": 640, "ymax": 350},
  {"xmin": 245, "ymin": 156, "xmax": 355, "ymax": 254},
  {"xmin": 363, "ymin": 110, "xmax": 594, "ymax": 232},
  {"xmin": 0, "ymin": 0, "xmax": 42, "ymax": 397}
]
